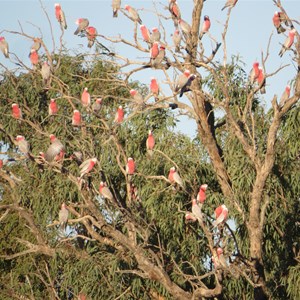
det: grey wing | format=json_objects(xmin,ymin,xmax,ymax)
[{"xmin": 45, "ymin": 141, "xmax": 64, "ymax": 162}]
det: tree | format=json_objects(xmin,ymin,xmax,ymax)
[{"xmin": 0, "ymin": 0, "xmax": 299, "ymax": 299}]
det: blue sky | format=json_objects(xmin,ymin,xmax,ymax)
[{"xmin": 1, "ymin": 0, "xmax": 299, "ymax": 136}]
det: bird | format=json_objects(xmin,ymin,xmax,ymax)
[
  {"xmin": 185, "ymin": 212, "xmax": 197, "ymax": 223},
  {"xmin": 130, "ymin": 89, "xmax": 144, "ymax": 104},
  {"xmin": 140, "ymin": 25, "xmax": 151, "ymax": 43},
  {"xmin": 92, "ymin": 98, "xmax": 102, "ymax": 113},
  {"xmin": 72, "ymin": 110, "xmax": 82, "ymax": 126},
  {"xmin": 212, "ymin": 204, "xmax": 228, "ymax": 227},
  {"xmin": 168, "ymin": 167, "xmax": 183, "ymax": 187},
  {"xmin": 199, "ymin": 15, "xmax": 211, "ymax": 40},
  {"xmin": 49, "ymin": 99, "xmax": 58, "ymax": 116},
  {"xmin": 151, "ymin": 45, "xmax": 166, "ymax": 68},
  {"xmin": 74, "ymin": 18, "xmax": 89, "ymax": 35},
  {"xmin": 221, "ymin": 0, "xmax": 238, "ymax": 11},
  {"xmin": 179, "ymin": 74, "xmax": 196, "ymax": 97},
  {"xmin": 30, "ymin": 38, "xmax": 41, "ymax": 52},
  {"xmin": 45, "ymin": 134, "xmax": 65, "ymax": 163},
  {"xmin": 192, "ymin": 198, "xmax": 203, "ymax": 222},
  {"xmin": 249, "ymin": 61, "xmax": 260, "ymax": 84},
  {"xmin": 124, "ymin": 5, "xmax": 142, "ymax": 24},
  {"xmin": 126, "ymin": 157, "xmax": 135, "ymax": 175},
  {"xmin": 0, "ymin": 36, "xmax": 9, "ymax": 58},
  {"xmin": 55, "ymin": 3, "xmax": 67, "ymax": 30},
  {"xmin": 279, "ymin": 29, "xmax": 296, "ymax": 57},
  {"xmin": 15, "ymin": 135, "xmax": 29, "ymax": 155},
  {"xmin": 175, "ymin": 70, "xmax": 190, "ymax": 92},
  {"xmin": 58, "ymin": 203, "xmax": 69, "ymax": 230},
  {"xmin": 257, "ymin": 67, "xmax": 266, "ymax": 94},
  {"xmin": 150, "ymin": 27, "xmax": 161, "ymax": 43},
  {"xmin": 279, "ymin": 85, "xmax": 291, "ymax": 106},
  {"xmin": 178, "ymin": 19, "xmax": 191, "ymax": 40},
  {"xmin": 41, "ymin": 61, "xmax": 51, "ymax": 85},
  {"xmin": 11, "ymin": 103, "xmax": 22, "ymax": 119},
  {"xmin": 112, "ymin": 0, "xmax": 121, "ymax": 18},
  {"xmin": 172, "ymin": 29, "xmax": 181, "ymax": 52},
  {"xmin": 114, "ymin": 106, "xmax": 124, "ymax": 123},
  {"xmin": 150, "ymin": 77, "xmax": 159, "ymax": 100},
  {"xmin": 146, "ymin": 130, "xmax": 155, "ymax": 156},
  {"xmin": 197, "ymin": 184, "xmax": 208, "ymax": 207},
  {"xmin": 29, "ymin": 49, "xmax": 39, "ymax": 66},
  {"xmin": 81, "ymin": 87, "xmax": 90, "ymax": 107},
  {"xmin": 150, "ymin": 42, "xmax": 159, "ymax": 61},
  {"xmin": 216, "ymin": 247, "xmax": 227, "ymax": 268},
  {"xmin": 79, "ymin": 158, "xmax": 97, "ymax": 178},
  {"xmin": 272, "ymin": 11, "xmax": 286, "ymax": 34},
  {"xmin": 99, "ymin": 181, "xmax": 114, "ymax": 201},
  {"xmin": 169, "ymin": 0, "xmax": 181, "ymax": 26},
  {"xmin": 86, "ymin": 26, "xmax": 97, "ymax": 48}
]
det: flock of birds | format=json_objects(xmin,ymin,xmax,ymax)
[{"xmin": 0, "ymin": 0, "xmax": 297, "ymax": 273}]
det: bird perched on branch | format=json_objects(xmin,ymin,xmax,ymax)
[
  {"xmin": 0, "ymin": 36, "xmax": 9, "ymax": 58},
  {"xmin": 125, "ymin": 5, "xmax": 142, "ymax": 24},
  {"xmin": 112, "ymin": 0, "xmax": 121, "ymax": 18},
  {"xmin": 58, "ymin": 203, "xmax": 69, "ymax": 230},
  {"xmin": 74, "ymin": 18, "xmax": 89, "ymax": 35},
  {"xmin": 45, "ymin": 134, "xmax": 65, "ymax": 163},
  {"xmin": 55, "ymin": 3, "xmax": 67, "ymax": 30},
  {"xmin": 221, "ymin": 0, "xmax": 238, "ymax": 11},
  {"xmin": 279, "ymin": 28, "xmax": 296, "ymax": 57}
]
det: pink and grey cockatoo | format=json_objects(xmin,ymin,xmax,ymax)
[
  {"xmin": 99, "ymin": 181, "xmax": 114, "ymax": 201},
  {"xmin": 55, "ymin": 3, "xmax": 67, "ymax": 30},
  {"xmin": 41, "ymin": 61, "xmax": 51, "ymax": 85},
  {"xmin": 257, "ymin": 67, "xmax": 266, "ymax": 94},
  {"xmin": 31, "ymin": 38, "xmax": 41, "ymax": 52},
  {"xmin": 150, "ymin": 42, "xmax": 159, "ymax": 60},
  {"xmin": 140, "ymin": 25, "xmax": 151, "ymax": 43},
  {"xmin": 86, "ymin": 26, "xmax": 97, "ymax": 48},
  {"xmin": 58, "ymin": 203, "xmax": 69, "ymax": 230},
  {"xmin": 15, "ymin": 135, "xmax": 29, "ymax": 155},
  {"xmin": 72, "ymin": 110, "xmax": 81, "ymax": 126},
  {"xmin": 114, "ymin": 106, "xmax": 124, "ymax": 123},
  {"xmin": 169, "ymin": 0, "xmax": 181, "ymax": 26},
  {"xmin": 150, "ymin": 77, "xmax": 159, "ymax": 99},
  {"xmin": 112, "ymin": 0, "xmax": 121, "ymax": 18},
  {"xmin": 221, "ymin": 0, "xmax": 238, "ymax": 11},
  {"xmin": 179, "ymin": 73, "xmax": 196, "ymax": 97},
  {"xmin": 151, "ymin": 45, "xmax": 166, "ymax": 68},
  {"xmin": 126, "ymin": 157, "xmax": 135, "ymax": 175},
  {"xmin": 130, "ymin": 89, "xmax": 144, "ymax": 104},
  {"xmin": 172, "ymin": 29, "xmax": 181, "ymax": 52},
  {"xmin": 279, "ymin": 85, "xmax": 291, "ymax": 106},
  {"xmin": 199, "ymin": 15, "xmax": 211, "ymax": 40},
  {"xmin": 79, "ymin": 158, "xmax": 97, "ymax": 178},
  {"xmin": 49, "ymin": 99, "xmax": 58, "ymax": 115},
  {"xmin": 81, "ymin": 87, "xmax": 90, "ymax": 107},
  {"xmin": 279, "ymin": 28, "xmax": 296, "ymax": 57},
  {"xmin": 29, "ymin": 49, "xmax": 39, "ymax": 66},
  {"xmin": 125, "ymin": 5, "xmax": 142, "ymax": 24},
  {"xmin": 0, "ymin": 159, "xmax": 3, "ymax": 169},
  {"xmin": 216, "ymin": 247, "xmax": 227, "ymax": 268},
  {"xmin": 150, "ymin": 27, "xmax": 161, "ymax": 43},
  {"xmin": 168, "ymin": 167, "xmax": 184, "ymax": 187},
  {"xmin": 175, "ymin": 70, "xmax": 191, "ymax": 92},
  {"xmin": 249, "ymin": 61, "xmax": 260, "ymax": 84},
  {"xmin": 0, "ymin": 37, "xmax": 9, "ymax": 58},
  {"xmin": 12, "ymin": 103, "xmax": 22, "ymax": 119},
  {"xmin": 212, "ymin": 204, "xmax": 228, "ymax": 227},
  {"xmin": 179, "ymin": 19, "xmax": 191, "ymax": 40},
  {"xmin": 273, "ymin": 11, "xmax": 286, "ymax": 34},
  {"xmin": 74, "ymin": 18, "xmax": 89, "ymax": 35},
  {"xmin": 45, "ymin": 134, "xmax": 65, "ymax": 162},
  {"xmin": 197, "ymin": 184, "xmax": 208, "ymax": 208},
  {"xmin": 192, "ymin": 198, "xmax": 203, "ymax": 222},
  {"xmin": 92, "ymin": 98, "xmax": 102, "ymax": 113},
  {"xmin": 185, "ymin": 212, "xmax": 197, "ymax": 223},
  {"xmin": 146, "ymin": 130, "xmax": 155, "ymax": 156}
]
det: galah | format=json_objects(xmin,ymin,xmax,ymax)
[
  {"xmin": 41, "ymin": 61, "xmax": 51, "ymax": 84},
  {"xmin": 114, "ymin": 106, "xmax": 124, "ymax": 123},
  {"xmin": 81, "ymin": 87, "xmax": 90, "ymax": 107},
  {"xmin": 273, "ymin": 11, "xmax": 286, "ymax": 34},
  {"xmin": 112, "ymin": 0, "xmax": 121, "ymax": 18},
  {"xmin": 49, "ymin": 99, "xmax": 58, "ymax": 115},
  {"xmin": 15, "ymin": 135, "xmax": 29, "ymax": 154},
  {"xmin": 45, "ymin": 134, "xmax": 65, "ymax": 162},
  {"xmin": 279, "ymin": 85, "xmax": 291, "ymax": 106},
  {"xmin": 212, "ymin": 204, "xmax": 228, "ymax": 227},
  {"xmin": 279, "ymin": 29, "xmax": 296, "ymax": 57},
  {"xmin": 172, "ymin": 29, "xmax": 181, "ymax": 52},
  {"xmin": 150, "ymin": 42, "xmax": 159, "ymax": 59},
  {"xmin": 78, "ymin": 294, "xmax": 87, "ymax": 300},
  {"xmin": 79, "ymin": 158, "xmax": 97, "ymax": 178},
  {"xmin": 92, "ymin": 98, "xmax": 102, "ymax": 112},
  {"xmin": 86, "ymin": 26, "xmax": 97, "ymax": 48},
  {"xmin": 58, "ymin": 203, "xmax": 69, "ymax": 230},
  {"xmin": 151, "ymin": 45, "xmax": 165, "ymax": 68},
  {"xmin": 249, "ymin": 61, "xmax": 260, "ymax": 84},
  {"xmin": 192, "ymin": 198, "xmax": 203, "ymax": 222},
  {"xmin": 31, "ymin": 38, "xmax": 41, "ymax": 52},
  {"xmin": 29, "ymin": 49, "xmax": 39, "ymax": 66},
  {"xmin": 216, "ymin": 247, "xmax": 227, "ymax": 268},
  {"xmin": 11, "ymin": 103, "xmax": 22, "ymax": 119},
  {"xmin": 150, "ymin": 27, "xmax": 161, "ymax": 43},
  {"xmin": 130, "ymin": 183, "xmax": 140, "ymax": 201},
  {"xmin": 185, "ymin": 212, "xmax": 197, "ymax": 223},
  {"xmin": 124, "ymin": 5, "xmax": 142, "ymax": 25},
  {"xmin": 197, "ymin": 184, "xmax": 208, "ymax": 206},
  {"xmin": 146, "ymin": 130, "xmax": 155, "ymax": 156},
  {"xmin": 99, "ymin": 181, "xmax": 114, "ymax": 201},
  {"xmin": 72, "ymin": 110, "xmax": 82, "ymax": 126},
  {"xmin": 168, "ymin": 166, "xmax": 183, "ymax": 187},
  {"xmin": 130, "ymin": 89, "xmax": 144, "ymax": 104},
  {"xmin": 199, "ymin": 15, "xmax": 211, "ymax": 40},
  {"xmin": 74, "ymin": 18, "xmax": 89, "ymax": 35},
  {"xmin": 257, "ymin": 67, "xmax": 266, "ymax": 94},
  {"xmin": 150, "ymin": 77, "xmax": 159, "ymax": 98},
  {"xmin": 221, "ymin": 0, "xmax": 238, "ymax": 11},
  {"xmin": 0, "ymin": 159, "xmax": 3, "ymax": 169},
  {"xmin": 0, "ymin": 37, "xmax": 9, "ymax": 58},
  {"xmin": 179, "ymin": 74, "xmax": 196, "ymax": 97},
  {"xmin": 175, "ymin": 70, "xmax": 190, "ymax": 92},
  {"xmin": 126, "ymin": 157, "xmax": 135, "ymax": 175},
  {"xmin": 55, "ymin": 3, "xmax": 67, "ymax": 30},
  {"xmin": 178, "ymin": 19, "xmax": 191, "ymax": 40},
  {"xmin": 169, "ymin": 0, "xmax": 181, "ymax": 26},
  {"xmin": 140, "ymin": 25, "xmax": 151, "ymax": 43}
]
